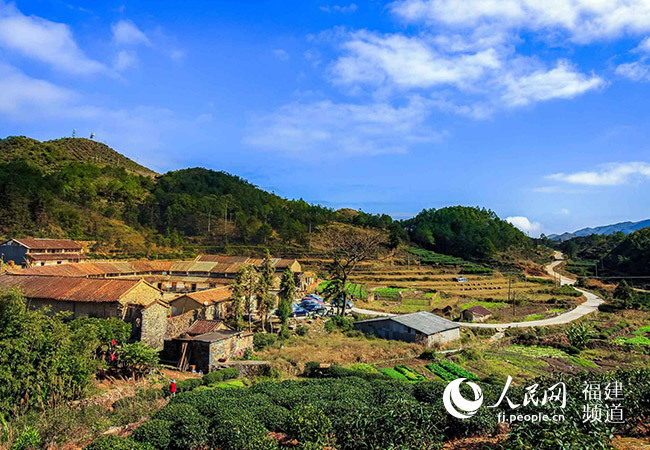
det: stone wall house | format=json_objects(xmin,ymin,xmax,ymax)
[
  {"xmin": 354, "ymin": 311, "xmax": 460, "ymax": 345},
  {"xmin": 169, "ymin": 286, "xmax": 232, "ymax": 319},
  {"xmin": 162, "ymin": 320, "xmax": 252, "ymax": 372},
  {"xmin": 461, "ymin": 305, "xmax": 492, "ymax": 323},
  {"xmin": 0, "ymin": 273, "xmax": 167, "ymax": 348}
]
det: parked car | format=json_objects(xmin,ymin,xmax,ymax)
[
  {"xmin": 291, "ymin": 307, "xmax": 309, "ymax": 317},
  {"xmin": 301, "ymin": 300, "xmax": 327, "ymax": 313},
  {"xmin": 330, "ymin": 298, "xmax": 354, "ymax": 309},
  {"xmin": 304, "ymin": 294, "xmax": 324, "ymax": 302},
  {"xmin": 299, "ymin": 299, "xmax": 324, "ymax": 308}
]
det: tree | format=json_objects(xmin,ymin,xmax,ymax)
[
  {"xmin": 614, "ymin": 280, "xmax": 636, "ymax": 309},
  {"xmin": 277, "ymin": 268, "xmax": 296, "ymax": 325},
  {"xmin": 230, "ymin": 264, "xmax": 258, "ymax": 331},
  {"xmin": 0, "ymin": 288, "xmax": 100, "ymax": 417},
  {"xmin": 256, "ymin": 250, "xmax": 275, "ymax": 331},
  {"xmin": 316, "ymin": 225, "xmax": 387, "ymax": 316},
  {"xmin": 119, "ymin": 342, "xmax": 159, "ymax": 379}
]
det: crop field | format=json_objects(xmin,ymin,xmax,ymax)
[{"xmin": 347, "ymin": 262, "xmax": 581, "ymax": 320}]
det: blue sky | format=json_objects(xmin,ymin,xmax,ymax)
[{"xmin": 1, "ymin": 0, "xmax": 650, "ymax": 236}]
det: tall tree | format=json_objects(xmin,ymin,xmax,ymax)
[
  {"xmin": 256, "ymin": 250, "xmax": 275, "ymax": 331},
  {"xmin": 277, "ymin": 268, "xmax": 296, "ymax": 324},
  {"xmin": 230, "ymin": 264, "xmax": 258, "ymax": 331},
  {"xmin": 316, "ymin": 225, "xmax": 386, "ymax": 316}
]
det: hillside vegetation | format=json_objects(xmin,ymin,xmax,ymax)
[
  {"xmin": 0, "ymin": 136, "xmax": 536, "ymax": 260},
  {"xmin": 402, "ymin": 206, "xmax": 530, "ymax": 259},
  {"xmin": 0, "ymin": 136, "xmax": 157, "ymax": 177}
]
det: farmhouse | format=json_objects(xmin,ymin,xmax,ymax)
[
  {"xmin": 162, "ymin": 319, "xmax": 253, "ymax": 372},
  {"xmin": 169, "ymin": 286, "xmax": 232, "ymax": 319},
  {"xmin": 354, "ymin": 311, "xmax": 460, "ymax": 345},
  {"xmin": 0, "ymin": 274, "xmax": 168, "ymax": 349},
  {"xmin": 0, "ymin": 238, "xmax": 86, "ymax": 267},
  {"xmin": 462, "ymin": 305, "xmax": 492, "ymax": 322}
]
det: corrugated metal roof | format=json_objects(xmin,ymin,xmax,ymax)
[
  {"xmin": 357, "ymin": 311, "xmax": 459, "ymax": 335},
  {"xmin": 12, "ymin": 238, "xmax": 83, "ymax": 250},
  {"xmin": 0, "ymin": 274, "xmax": 151, "ymax": 303}
]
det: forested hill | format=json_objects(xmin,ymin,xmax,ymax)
[
  {"xmin": 402, "ymin": 206, "xmax": 530, "ymax": 259},
  {"xmin": 0, "ymin": 136, "xmax": 157, "ymax": 177},
  {"xmin": 0, "ymin": 136, "xmax": 393, "ymax": 256},
  {"xmin": 0, "ymin": 136, "xmax": 532, "ymax": 259}
]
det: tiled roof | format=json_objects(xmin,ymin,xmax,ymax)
[
  {"xmin": 0, "ymin": 274, "xmax": 154, "ymax": 303},
  {"xmin": 25, "ymin": 253, "xmax": 87, "ymax": 261},
  {"xmin": 185, "ymin": 319, "xmax": 229, "ymax": 336},
  {"xmin": 464, "ymin": 305, "xmax": 492, "ymax": 316},
  {"xmin": 172, "ymin": 287, "xmax": 232, "ymax": 305},
  {"xmin": 14, "ymin": 255, "xmax": 301, "ymax": 278},
  {"xmin": 11, "ymin": 238, "xmax": 83, "ymax": 250}
]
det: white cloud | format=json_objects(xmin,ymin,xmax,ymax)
[
  {"xmin": 506, "ymin": 216, "xmax": 542, "ymax": 236},
  {"xmin": 244, "ymin": 97, "xmax": 443, "ymax": 159},
  {"xmin": 616, "ymin": 59, "xmax": 650, "ymax": 81},
  {"xmin": 273, "ymin": 49, "xmax": 290, "ymax": 61},
  {"xmin": 0, "ymin": 1, "xmax": 105, "ymax": 75},
  {"xmin": 390, "ymin": 0, "xmax": 650, "ymax": 42},
  {"xmin": 114, "ymin": 50, "xmax": 138, "ymax": 71},
  {"xmin": 111, "ymin": 20, "xmax": 151, "ymax": 46},
  {"xmin": 320, "ymin": 4, "xmax": 358, "ymax": 14},
  {"xmin": 0, "ymin": 64, "xmax": 76, "ymax": 115},
  {"xmin": 548, "ymin": 162, "xmax": 650, "ymax": 186},
  {"xmin": 501, "ymin": 60, "xmax": 604, "ymax": 107},
  {"xmin": 330, "ymin": 31, "xmax": 501, "ymax": 89}
]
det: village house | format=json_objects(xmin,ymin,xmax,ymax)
[
  {"xmin": 169, "ymin": 286, "xmax": 232, "ymax": 319},
  {"xmin": 462, "ymin": 305, "xmax": 492, "ymax": 322},
  {"xmin": 0, "ymin": 274, "xmax": 168, "ymax": 349},
  {"xmin": 162, "ymin": 319, "xmax": 253, "ymax": 372},
  {"xmin": 0, "ymin": 238, "xmax": 86, "ymax": 267},
  {"xmin": 354, "ymin": 311, "xmax": 460, "ymax": 345}
]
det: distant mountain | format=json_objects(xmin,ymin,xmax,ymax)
[{"xmin": 549, "ymin": 219, "xmax": 650, "ymax": 241}]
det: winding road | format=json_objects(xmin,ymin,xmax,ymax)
[{"xmin": 351, "ymin": 251, "xmax": 604, "ymax": 329}]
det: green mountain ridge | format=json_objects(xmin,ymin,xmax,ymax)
[{"xmin": 0, "ymin": 136, "xmax": 531, "ymax": 260}]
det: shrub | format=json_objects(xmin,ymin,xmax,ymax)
[
  {"xmin": 253, "ymin": 333, "xmax": 277, "ymax": 350},
  {"xmin": 211, "ymin": 412, "xmax": 277, "ymax": 450},
  {"xmin": 287, "ymin": 404, "xmax": 333, "ymax": 445},
  {"xmin": 566, "ymin": 322, "xmax": 592, "ymax": 350},
  {"xmin": 175, "ymin": 378, "xmax": 203, "ymax": 393},
  {"xmin": 132, "ymin": 420, "xmax": 172, "ymax": 450},
  {"xmin": 251, "ymin": 404, "xmax": 290, "ymax": 431},
  {"xmin": 295, "ymin": 325, "xmax": 308, "ymax": 336},
  {"xmin": 419, "ymin": 350, "xmax": 438, "ymax": 360},
  {"xmin": 202, "ymin": 367, "xmax": 240, "ymax": 385},
  {"xmin": 324, "ymin": 316, "xmax": 353, "ymax": 333},
  {"xmin": 152, "ymin": 403, "xmax": 199, "ymax": 422},
  {"xmin": 84, "ymin": 435, "xmax": 147, "ymax": 450}
]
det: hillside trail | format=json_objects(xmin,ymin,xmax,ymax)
[{"xmin": 352, "ymin": 251, "xmax": 604, "ymax": 329}]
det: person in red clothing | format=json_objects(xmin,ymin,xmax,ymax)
[{"xmin": 170, "ymin": 379, "xmax": 177, "ymax": 397}]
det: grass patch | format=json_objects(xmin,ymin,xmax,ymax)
[
  {"xmin": 524, "ymin": 314, "xmax": 545, "ymax": 321},
  {"xmin": 378, "ymin": 368, "xmax": 408, "ymax": 381},
  {"xmin": 461, "ymin": 300, "xmax": 508, "ymax": 310}
]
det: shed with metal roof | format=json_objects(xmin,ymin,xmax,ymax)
[{"xmin": 354, "ymin": 311, "xmax": 460, "ymax": 345}]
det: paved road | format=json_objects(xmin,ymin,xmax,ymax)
[
  {"xmin": 351, "ymin": 251, "xmax": 604, "ymax": 328},
  {"xmin": 461, "ymin": 252, "xmax": 603, "ymax": 329}
]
